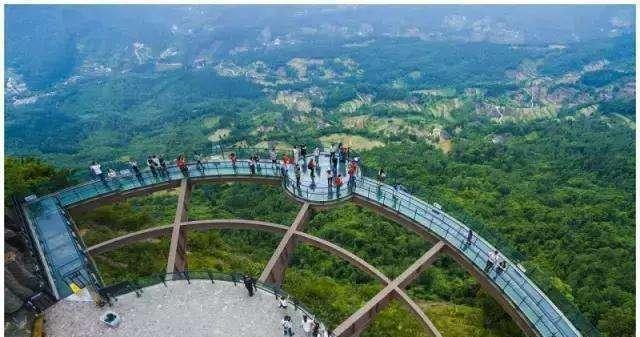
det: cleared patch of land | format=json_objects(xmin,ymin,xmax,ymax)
[
  {"xmin": 319, "ymin": 133, "xmax": 384, "ymax": 150},
  {"xmin": 208, "ymin": 128, "xmax": 231, "ymax": 142}
]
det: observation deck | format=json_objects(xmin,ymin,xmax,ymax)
[
  {"xmin": 44, "ymin": 278, "xmax": 319, "ymax": 337},
  {"xmin": 22, "ymin": 152, "xmax": 590, "ymax": 337}
]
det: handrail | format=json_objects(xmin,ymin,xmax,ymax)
[
  {"xmin": 98, "ymin": 270, "xmax": 327, "ymax": 333},
  {"xmin": 354, "ymin": 177, "xmax": 583, "ymax": 337}
]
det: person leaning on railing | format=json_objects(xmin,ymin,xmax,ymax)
[
  {"xmin": 193, "ymin": 151, "xmax": 205, "ymax": 174},
  {"xmin": 176, "ymin": 154, "xmax": 189, "ymax": 177}
]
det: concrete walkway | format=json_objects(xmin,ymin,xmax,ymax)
[{"xmin": 44, "ymin": 280, "xmax": 315, "ymax": 337}]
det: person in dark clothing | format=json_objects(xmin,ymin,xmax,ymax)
[
  {"xmin": 331, "ymin": 156, "xmax": 338, "ymax": 176},
  {"xmin": 158, "ymin": 155, "xmax": 169, "ymax": 179},
  {"xmin": 300, "ymin": 144, "xmax": 307, "ymax": 158},
  {"xmin": 129, "ymin": 159, "xmax": 144, "ymax": 184},
  {"xmin": 229, "ymin": 152, "xmax": 237, "ymax": 172},
  {"xmin": 280, "ymin": 161, "xmax": 287, "ymax": 179},
  {"xmin": 465, "ymin": 229, "xmax": 474, "ymax": 246},
  {"xmin": 294, "ymin": 164, "xmax": 301, "ymax": 187},
  {"xmin": 147, "ymin": 156, "xmax": 158, "ymax": 180},
  {"xmin": 242, "ymin": 274, "xmax": 257, "ymax": 297},
  {"xmin": 312, "ymin": 320, "xmax": 320, "ymax": 337}
]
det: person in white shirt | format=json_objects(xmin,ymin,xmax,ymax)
[
  {"xmin": 270, "ymin": 148, "xmax": 278, "ymax": 164},
  {"xmin": 302, "ymin": 315, "xmax": 313, "ymax": 337},
  {"xmin": 281, "ymin": 315, "xmax": 294, "ymax": 336},
  {"xmin": 90, "ymin": 161, "xmax": 108, "ymax": 187},
  {"xmin": 277, "ymin": 295, "xmax": 288, "ymax": 309},
  {"xmin": 485, "ymin": 250, "xmax": 500, "ymax": 272}
]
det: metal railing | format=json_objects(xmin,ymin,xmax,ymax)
[{"xmin": 354, "ymin": 177, "xmax": 588, "ymax": 337}]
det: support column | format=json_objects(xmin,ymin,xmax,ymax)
[
  {"xmin": 333, "ymin": 284, "xmax": 396, "ymax": 337},
  {"xmin": 166, "ymin": 178, "xmax": 192, "ymax": 276},
  {"xmin": 333, "ymin": 242, "xmax": 445, "ymax": 337},
  {"xmin": 395, "ymin": 241, "xmax": 445, "ymax": 289},
  {"xmin": 259, "ymin": 203, "xmax": 311, "ymax": 284}
]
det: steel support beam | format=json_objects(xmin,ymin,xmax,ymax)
[
  {"xmin": 166, "ymin": 178, "xmax": 192, "ymax": 275},
  {"xmin": 333, "ymin": 242, "xmax": 445, "ymax": 337},
  {"xmin": 259, "ymin": 203, "xmax": 311, "ymax": 284}
]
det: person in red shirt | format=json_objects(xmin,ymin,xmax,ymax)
[
  {"xmin": 177, "ymin": 154, "xmax": 188, "ymax": 177},
  {"xmin": 229, "ymin": 152, "xmax": 237, "ymax": 171},
  {"xmin": 334, "ymin": 174, "xmax": 343, "ymax": 197}
]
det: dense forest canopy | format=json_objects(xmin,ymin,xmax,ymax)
[{"xmin": 4, "ymin": 5, "xmax": 635, "ymax": 337}]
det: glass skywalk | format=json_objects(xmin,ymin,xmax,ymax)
[{"xmin": 24, "ymin": 156, "xmax": 582, "ymax": 337}]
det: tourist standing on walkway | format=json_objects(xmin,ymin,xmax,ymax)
[
  {"xmin": 242, "ymin": 274, "xmax": 256, "ymax": 297},
  {"xmin": 270, "ymin": 148, "xmax": 278, "ymax": 164},
  {"xmin": 151, "ymin": 155, "xmax": 163, "ymax": 178},
  {"xmin": 347, "ymin": 160, "xmax": 358, "ymax": 191},
  {"xmin": 312, "ymin": 320, "xmax": 320, "ymax": 337},
  {"xmin": 249, "ymin": 158, "xmax": 256, "ymax": 175},
  {"xmin": 293, "ymin": 146, "xmax": 300, "ymax": 164},
  {"xmin": 90, "ymin": 161, "xmax": 108, "ymax": 187},
  {"xmin": 158, "ymin": 155, "xmax": 168, "ymax": 179},
  {"xmin": 129, "ymin": 159, "xmax": 144, "ymax": 183},
  {"xmin": 308, "ymin": 159, "xmax": 316, "ymax": 181},
  {"xmin": 147, "ymin": 156, "xmax": 158, "ymax": 180},
  {"xmin": 326, "ymin": 170, "xmax": 333, "ymax": 191},
  {"xmin": 300, "ymin": 144, "xmax": 307, "ymax": 159},
  {"xmin": 282, "ymin": 316, "xmax": 294, "ymax": 336},
  {"xmin": 194, "ymin": 151, "xmax": 205, "ymax": 174},
  {"xmin": 229, "ymin": 152, "xmax": 237, "ymax": 171},
  {"xmin": 331, "ymin": 155, "xmax": 338, "ymax": 177},
  {"xmin": 335, "ymin": 174, "xmax": 343, "ymax": 197},
  {"xmin": 377, "ymin": 168, "xmax": 386, "ymax": 183},
  {"xmin": 295, "ymin": 164, "xmax": 301, "ymax": 187},
  {"xmin": 496, "ymin": 257, "xmax": 508, "ymax": 275},
  {"xmin": 177, "ymin": 155, "xmax": 189, "ymax": 177},
  {"xmin": 485, "ymin": 250, "xmax": 500, "ymax": 272},
  {"xmin": 466, "ymin": 229, "xmax": 474, "ymax": 246},
  {"xmin": 313, "ymin": 147, "xmax": 320, "ymax": 164},
  {"xmin": 302, "ymin": 315, "xmax": 313, "ymax": 337}
]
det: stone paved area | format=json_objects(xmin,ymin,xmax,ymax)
[{"xmin": 44, "ymin": 280, "xmax": 319, "ymax": 337}]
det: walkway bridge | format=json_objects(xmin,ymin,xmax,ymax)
[{"xmin": 21, "ymin": 153, "xmax": 592, "ymax": 337}]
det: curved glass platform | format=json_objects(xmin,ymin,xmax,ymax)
[{"xmin": 23, "ymin": 154, "xmax": 584, "ymax": 337}]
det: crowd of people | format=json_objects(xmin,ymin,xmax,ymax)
[
  {"xmin": 88, "ymin": 144, "xmax": 364, "ymax": 195},
  {"xmin": 89, "ymin": 152, "xmax": 204, "ymax": 188}
]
